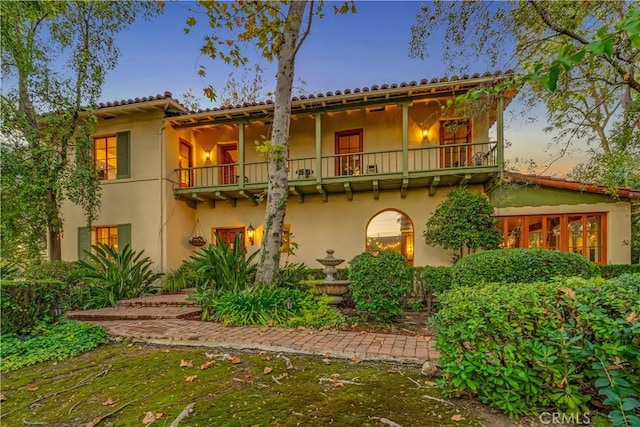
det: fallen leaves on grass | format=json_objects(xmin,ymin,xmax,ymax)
[
  {"xmin": 180, "ymin": 359, "xmax": 193, "ymax": 368},
  {"xmin": 102, "ymin": 397, "xmax": 116, "ymax": 406},
  {"xmin": 424, "ymin": 380, "xmax": 437, "ymax": 387},
  {"xmin": 451, "ymin": 414, "xmax": 464, "ymax": 422},
  {"xmin": 263, "ymin": 367, "xmax": 273, "ymax": 374},
  {"xmin": 230, "ymin": 356, "xmax": 242, "ymax": 364},
  {"xmin": 25, "ymin": 384, "xmax": 39, "ymax": 392},
  {"xmin": 351, "ymin": 356, "xmax": 362, "ymax": 364},
  {"xmin": 85, "ymin": 416, "xmax": 101, "ymax": 427},
  {"xmin": 200, "ymin": 360, "xmax": 215, "ymax": 370},
  {"xmin": 0, "ymin": 393, "xmax": 6, "ymax": 401},
  {"xmin": 185, "ymin": 375, "xmax": 197, "ymax": 382},
  {"xmin": 142, "ymin": 411, "xmax": 164, "ymax": 424}
]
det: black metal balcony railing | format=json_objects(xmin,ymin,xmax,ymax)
[{"xmin": 176, "ymin": 141, "xmax": 498, "ymax": 189}]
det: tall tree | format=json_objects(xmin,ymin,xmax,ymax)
[
  {"xmin": 410, "ymin": 1, "xmax": 639, "ymax": 163},
  {"xmin": 187, "ymin": 1, "xmax": 355, "ymax": 285},
  {"xmin": 1, "ymin": 1, "xmax": 161, "ymax": 262}
]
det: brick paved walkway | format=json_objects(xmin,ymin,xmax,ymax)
[
  {"xmin": 89, "ymin": 319, "xmax": 438, "ymax": 366},
  {"xmin": 71, "ymin": 292, "xmax": 438, "ymax": 366}
]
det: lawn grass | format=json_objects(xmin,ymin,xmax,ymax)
[{"xmin": 0, "ymin": 343, "xmax": 507, "ymax": 426}]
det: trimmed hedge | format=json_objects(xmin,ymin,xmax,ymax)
[
  {"xmin": 1, "ymin": 280, "xmax": 69, "ymax": 335},
  {"xmin": 600, "ymin": 264, "xmax": 640, "ymax": 279},
  {"xmin": 452, "ymin": 248, "xmax": 600, "ymax": 287},
  {"xmin": 348, "ymin": 251, "xmax": 412, "ymax": 322},
  {"xmin": 435, "ymin": 274, "xmax": 640, "ymax": 422}
]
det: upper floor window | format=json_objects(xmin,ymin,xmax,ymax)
[
  {"xmin": 495, "ymin": 213, "xmax": 606, "ymax": 264},
  {"xmin": 335, "ymin": 129, "xmax": 363, "ymax": 176},
  {"xmin": 94, "ymin": 136, "xmax": 117, "ymax": 180},
  {"xmin": 179, "ymin": 139, "xmax": 193, "ymax": 187},
  {"xmin": 440, "ymin": 119, "xmax": 471, "ymax": 168},
  {"xmin": 94, "ymin": 131, "xmax": 130, "ymax": 180}
]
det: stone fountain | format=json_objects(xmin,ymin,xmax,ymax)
[{"xmin": 315, "ymin": 249, "xmax": 350, "ymax": 305}]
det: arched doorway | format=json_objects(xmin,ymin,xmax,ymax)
[{"xmin": 366, "ymin": 209, "xmax": 414, "ymax": 265}]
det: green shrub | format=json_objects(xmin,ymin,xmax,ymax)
[
  {"xmin": 420, "ymin": 266, "xmax": 454, "ymax": 312},
  {"xmin": 452, "ymin": 248, "xmax": 600, "ymax": 287},
  {"xmin": 23, "ymin": 260, "xmax": 81, "ymax": 284},
  {"xmin": 435, "ymin": 274, "xmax": 640, "ymax": 423},
  {"xmin": 348, "ymin": 251, "xmax": 412, "ymax": 323},
  {"xmin": 76, "ymin": 243, "xmax": 164, "ymax": 308},
  {"xmin": 0, "ymin": 320, "xmax": 107, "ymax": 371},
  {"xmin": 162, "ymin": 263, "xmax": 206, "ymax": 294},
  {"xmin": 0, "ymin": 262, "xmax": 20, "ymax": 279},
  {"xmin": 0, "ymin": 279, "xmax": 68, "ymax": 335},
  {"xmin": 304, "ymin": 268, "xmax": 349, "ymax": 280},
  {"xmin": 600, "ymin": 264, "xmax": 640, "ymax": 279},
  {"xmin": 186, "ymin": 233, "xmax": 257, "ymax": 294},
  {"xmin": 206, "ymin": 287, "xmax": 344, "ymax": 328},
  {"xmin": 272, "ymin": 263, "xmax": 309, "ymax": 288}
]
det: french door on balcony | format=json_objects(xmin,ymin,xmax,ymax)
[
  {"xmin": 440, "ymin": 119, "xmax": 472, "ymax": 168},
  {"xmin": 218, "ymin": 143, "xmax": 238, "ymax": 185},
  {"xmin": 179, "ymin": 139, "xmax": 193, "ymax": 187},
  {"xmin": 335, "ymin": 129, "xmax": 363, "ymax": 176}
]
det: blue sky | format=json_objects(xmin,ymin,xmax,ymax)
[{"xmin": 100, "ymin": 1, "xmax": 584, "ymax": 174}]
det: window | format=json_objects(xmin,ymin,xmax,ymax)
[
  {"xmin": 78, "ymin": 224, "xmax": 131, "ymax": 258},
  {"xmin": 95, "ymin": 226, "xmax": 118, "ymax": 248},
  {"xmin": 93, "ymin": 131, "xmax": 130, "ymax": 180},
  {"xmin": 179, "ymin": 139, "xmax": 193, "ymax": 187},
  {"xmin": 335, "ymin": 129, "xmax": 363, "ymax": 176},
  {"xmin": 366, "ymin": 209, "xmax": 414, "ymax": 265},
  {"xmin": 213, "ymin": 227, "xmax": 245, "ymax": 250},
  {"xmin": 495, "ymin": 213, "xmax": 606, "ymax": 264},
  {"xmin": 439, "ymin": 119, "xmax": 472, "ymax": 168}
]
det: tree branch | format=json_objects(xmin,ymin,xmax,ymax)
[{"xmin": 292, "ymin": 1, "xmax": 313, "ymax": 60}]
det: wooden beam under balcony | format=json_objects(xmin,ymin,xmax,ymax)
[
  {"xmin": 428, "ymin": 176, "xmax": 441, "ymax": 196},
  {"xmin": 239, "ymin": 190, "xmax": 258, "ymax": 206},
  {"xmin": 373, "ymin": 180, "xmax": 379, "ymax": 200},
  {"xmin": 289, "ymin": 186, "xmax": 304, "ymax": 203},
  {"xmin": 459, "ymin": 174, "xmax": 472, "ymax": 186},
  {"xmin": 215, "ymin": 191, "xmax": 236, "ymax": 207},
  {"xmin": 344, "ymin": 182, "xmax": 353, "ymax": 201},
  {"xmin": 316, "ymin": 184, "xmax": 328, "ymax": 202},
  {"xmin": 400, "ymin": 178, "xmax": 409, "ymax": 198}
]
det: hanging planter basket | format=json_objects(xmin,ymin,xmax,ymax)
[
  {"xmin": 188, "ymin": 213, "xmax": 207, "ymax": 247},
  {"xmin": 188, "ymin": 235, "xmax": 207, "ymax": 247}
]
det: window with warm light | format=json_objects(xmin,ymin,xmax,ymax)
[
  {"xmin": 495, "ymin": 213, "xmax": 606, "ymax": 264},
  {"xmin": 95, "ymin": 226, "xmax": 119, "ymax": 249},
  {"xmin": 94, "ymin": 136, "xmax": 117, "ymax": 180},
  {"xmin": 366, "ymin": 209, "xmax": 414, "ymax": 265}
]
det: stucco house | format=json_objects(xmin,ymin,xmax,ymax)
[{"xmin": 60, "ymin": 71, "xmax": 637, "ymax": 271}]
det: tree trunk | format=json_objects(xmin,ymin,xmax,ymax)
[{"xmin": 255, "ymin": 1, "xmax": 308, "ymax": 286}]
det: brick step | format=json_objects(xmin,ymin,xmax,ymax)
[
  {"xmin": 66, "ymin": 306, "xmax": 202, "ymax": 321},
  {"xmin": 116, "ymin": 293, "xmax": 199, "ymax": 308}
]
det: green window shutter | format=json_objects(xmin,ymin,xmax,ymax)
[
  {"xmin": 78, "ymin": 227, "xmax": 91, "ymax": 259},
  {"xmin": 116, "ymin": 131, "xmax": 130, "ymax": 179},
  {"xmin": 118, "ymin": 224, "xmax": 131, "ymax": 249}
]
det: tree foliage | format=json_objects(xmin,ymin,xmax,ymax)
[
  {"xmin": 187, "ymin": 0, "xmax": 355, "ymax": 285},
  {"xmin": 423, "ymin": 187, "xmax": 501, "ymax": 262},
  {"xmin": 410, "ymin": 1, "xmax": 639, "ymax": 159},
  {"xmin": 0, "ymin": 1, "xmax": 161, "ymax": 262}
]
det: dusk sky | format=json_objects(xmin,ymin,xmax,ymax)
[{"xmin": 100, "ymin": 1, "xmax": 586, "ymax": 174}]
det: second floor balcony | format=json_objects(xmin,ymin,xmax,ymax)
[{"xmin": 174, "ymin": 140, "xmax": 500, "ymax": 205}]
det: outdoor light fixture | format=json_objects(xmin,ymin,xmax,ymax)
[
  {"xmin": 53, "ymin": 303, "xmax": 64, "ymax": 317},
  {"xmin": 286, "ymin": 297, "xmax": 293, "ymax": 310},
  {"xmin": 247, "ymin": 223, "xmax": 255, "ymax": 246},
  {"xmin": 421, "ymin": 128, "xmax": 429, "ymax": 140},
  {"xmin": 204, "ymin": 149, "xmax": 211, "ymax": 161}
]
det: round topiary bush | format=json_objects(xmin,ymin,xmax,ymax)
[
  {"xmin": 347, "ymin": 251, "xmax": 412, "ymax": 322},
  {"xmin": 452, "ymin": 248, "xmax": 600, "ymax": 287}
]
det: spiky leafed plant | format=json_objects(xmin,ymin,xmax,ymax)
[
  {"xmin": 76, "ymin": 243, "xmax": 163, "ymax": 308},
  {"xmin": 186, "ymin": 233, "xmax": 258, "ymax": 295}
]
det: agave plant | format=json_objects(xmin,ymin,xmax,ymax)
[
  {"xmin": 76, "ymin": 243, "xmax": 164, "ymax": 308},
  {"xmin": 186, "ymin": 233, "xmax": 258, "ymax": 294}
]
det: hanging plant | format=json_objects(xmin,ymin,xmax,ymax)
[
  {"xmin": 188, "ymin": 235, "xmax": 207, "ymax": 247},
  {"xmin": 189, "ymin": 209, "xmax": 207, "ymax": 247}
]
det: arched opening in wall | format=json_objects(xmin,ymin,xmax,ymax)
[{"xmin": 366, "ymin": 209, "xmax": 414, "ymax": 265}]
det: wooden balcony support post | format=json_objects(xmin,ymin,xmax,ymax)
[
  {"xmin": 373, "ymin": 179, "xmax": 380, "ymax": 200},
  {"xmin": 344, "ymin": 182, "xmax": 353, "ymax": 201},
  {"xmin": 315, "ymin": 113, "xmax": 322, "ymax": 183},
  {"xmin": 238, "ymin": 122, "xmax": 246, "ymax": 189},
  {"xmin": 497, "ymin": 95, "xmax": 504, "ymax": 180},
  {"xmin": 239, "ymin": 190, "xmax": 258, "ymax": 205},
  {"xmin": 289, "ymin": 186, "xmax": 304, "ymax": 203},
  {"xmin": 428, "ymin": 175, "xmax": 441, "ymax": 197},
  {"xmin": 401, "ymin": 102, "xmax": 409, "ymax": 178}
]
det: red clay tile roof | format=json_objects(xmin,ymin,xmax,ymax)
[
  {"xmin": 97, "ymin": 70, "xmax": 514, "ymax": 114},
  {"xmin": 506, "ymin": 172, "xmax": 640, "ymax": 200}
]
